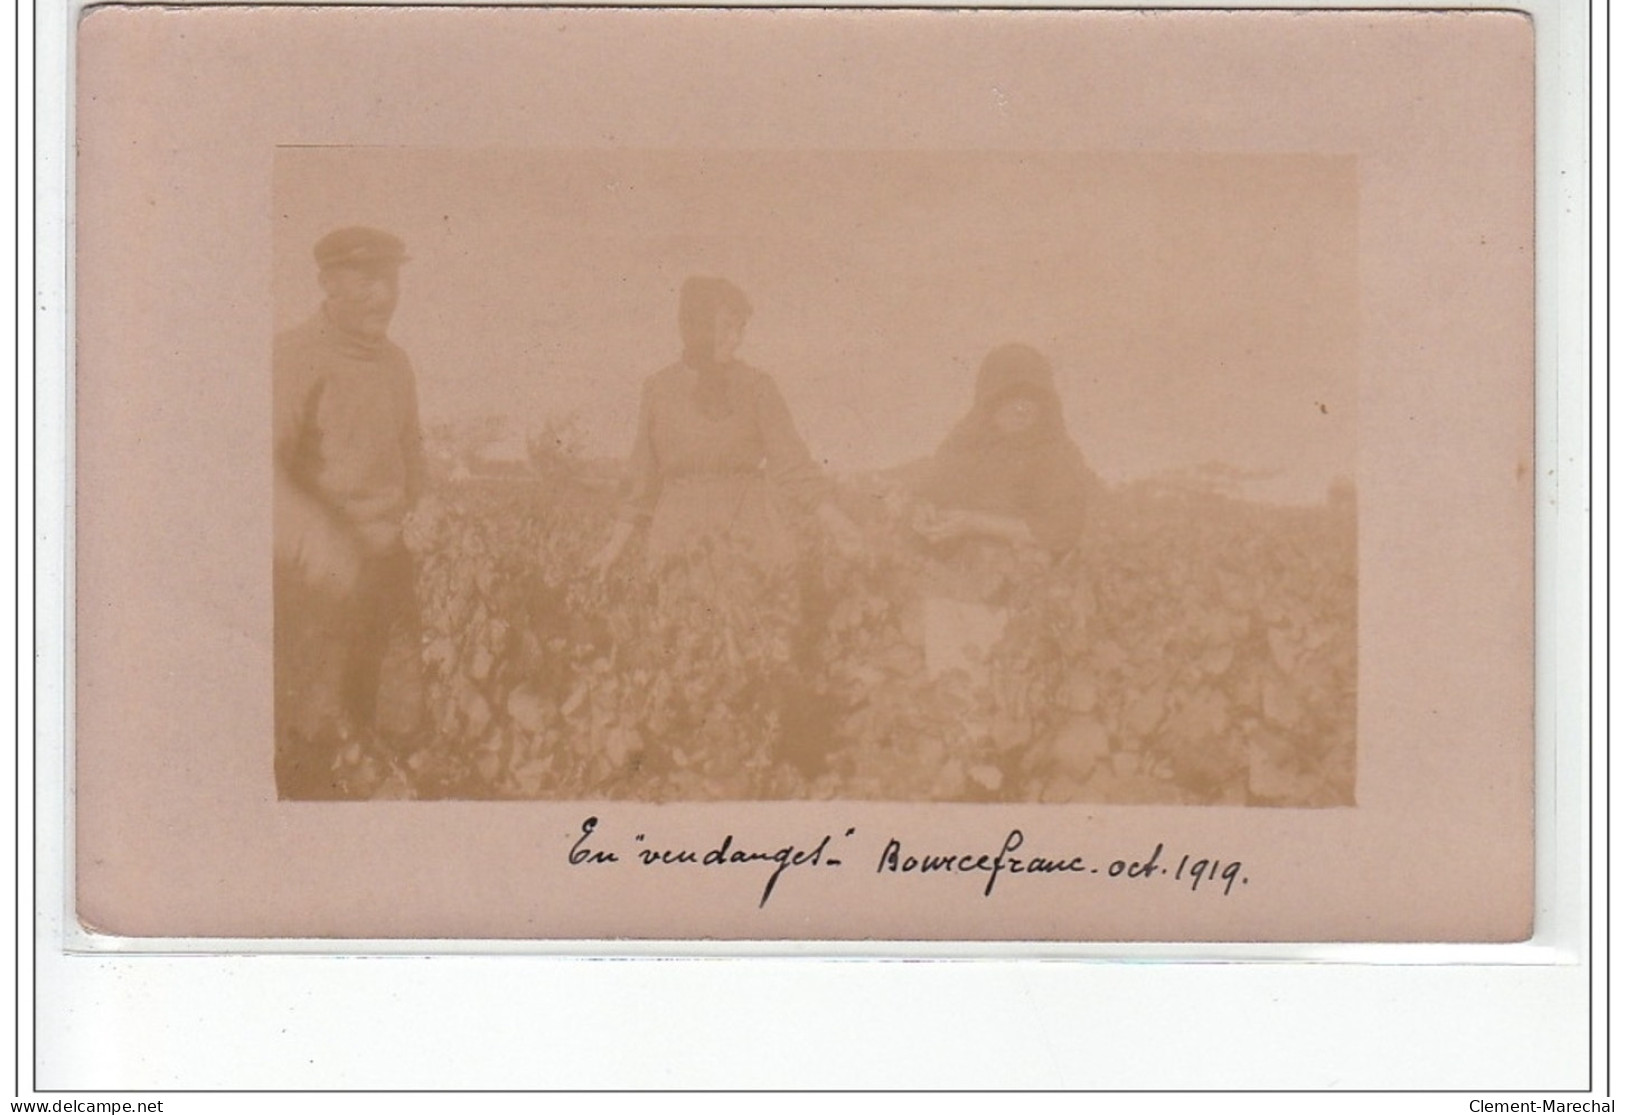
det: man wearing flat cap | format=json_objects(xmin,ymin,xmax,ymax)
[{"xmin": 273, "ymin": 226, "xmax": 427, "ymax": 798}]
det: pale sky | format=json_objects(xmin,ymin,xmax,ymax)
[{"xmin": 274, "ymin": 148, "xmax": 1357, "ymax": 503}]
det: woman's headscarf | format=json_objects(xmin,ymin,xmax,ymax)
[
  {"xmin": 679, "ymin": 276, "xmax": 753, "ymax": 418},
  {"xmin": 950, "ymin": 342, "xmax": 1067, "ymax": 450},
  {"xmin": 915, "ymin": 343, "xmax": 1100, "ymax": 553}
]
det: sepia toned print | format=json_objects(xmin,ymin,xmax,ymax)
[
  {"xmin": 76, "ymin": 6, "xmax": 1531, "ymax": 942},
  {"xmin": 272, "ymin": 148, "xmax": 1358, "ymax": 806}
]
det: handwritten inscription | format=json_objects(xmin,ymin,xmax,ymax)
[
  {"xmin": 568, "ymin": 817, "xmax": 1250, "ymax": 909},
  {"xmin": 877, "ymin": 832, "xmax": 1246, "ymax": 897},
  {"xmin": 571, "ymin": 816, "xmax": 854, "ymax": 908}
]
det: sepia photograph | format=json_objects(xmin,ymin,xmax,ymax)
[
  {"xmin": 71, "ymin": 4, "xmax": 1535, "ymax": 945},
  {"xmin": 42, "ymin": 0, "xmax": 1592, "ymax": 1097},
  {"xmin": 271, "ymin": 148, "xmax": 1358, "ymax": 807}
]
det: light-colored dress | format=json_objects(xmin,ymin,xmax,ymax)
[{"xmin": 618, "ymin": 360, "xmax": 831, "ymax": 572}]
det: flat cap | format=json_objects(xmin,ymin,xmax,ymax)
[{"xmin": 313, "ymin": 226, "xmax": 409, "ymax": 270}]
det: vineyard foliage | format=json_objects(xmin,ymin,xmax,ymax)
[{"xmin": 335, "ymin": 472, "xmax": 1357, "ymax": 806}]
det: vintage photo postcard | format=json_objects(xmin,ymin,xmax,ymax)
[{"xmin": 73, "ymin": 5, "xmax": 1534, "ymax": 941}]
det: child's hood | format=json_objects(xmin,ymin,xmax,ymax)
[{"xmin": 972, "ymin": 343, "xmax": 1065, "ymax": 426}]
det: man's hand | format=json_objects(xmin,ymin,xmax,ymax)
[{"xmin": 275, "ymin": 470, "xmax": 366, "ymax": 595}]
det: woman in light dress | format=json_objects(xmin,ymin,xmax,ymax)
[
  {"xmin": 593, "ymin": 276, "xmax": 858, "ymax": 574},
  {"xmin": 590, "ymin": 276, "xmax": 860, "ymax": 788}
]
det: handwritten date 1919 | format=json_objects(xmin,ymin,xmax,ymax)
[
  {"xmin": 567, "ymin": 818, "xmax": 1249, "ymax": 909},
  {"xmin": 876, "ymin": 831, "xmax": 1248, "ymax": 898}
]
